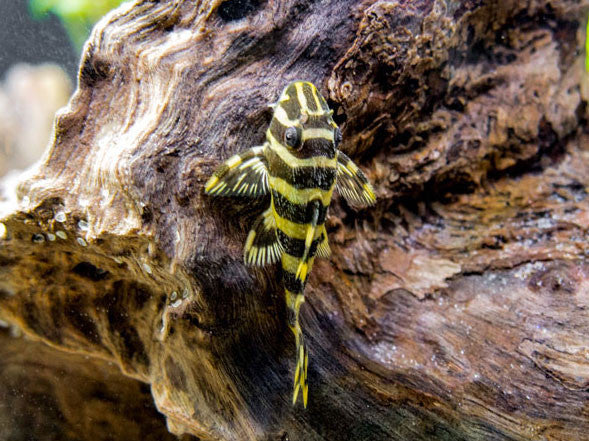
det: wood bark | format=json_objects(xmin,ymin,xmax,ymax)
[{"xmin": 1, "ymin": 0, "xmax": 588, "ymax": 440}]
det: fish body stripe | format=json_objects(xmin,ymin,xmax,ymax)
[
  {"xmin": 302, "ymin": 128, "xmax": 334, "ymax": 142},
  {"xmin": 304, "ymin": 83, "xmax": 322, "ymax": 113},
  {"xmin": 282, "ymin": 253, "xmax": 315, "ymax": 277},
  {"xmin": 300, "ymin": 138, "xmax": 336, "ymax": 160},
  {"xmin": 278, "ymin": 88, "xmax": 300, "ymax": 120},
  {"xmin": 273, "ymin": 105, "xmax": 336, "ymax": 131},
  {"xmin": 266, "ymin": 148, "xmax": 337, "ymax": 190},
  {"xmin": 274, "ymin": 212, "xmax": 327, "ymax": 241},
  {"xmin": 269, "ymin": 110, "xmax": 335, "ymax": 138},
  {"xmin": 269, "ymin": 175, "xmax": 334, "ymax": 206},
  {"xmin": 277, "ymin": 228, "xmax": 324, "ymax": 259},
  {"xmin": 271, "ymin": 190, "xmax": 328, "ymax": 225},
  {"xmin": 273, "ymin": 105, "xmax": 298, "ymax": 127},
  {"xmin": 283, "ymin": 270, "xmax": 307, "ymax": 294},
  {"xmin": 295, "ymin": 81, "xmax": 329, "ymax": 115},
  {"xmin": 285, "ymin": 296, "xmax": 299, "ymax": 326},
  {"xmin": 296, "ymin": 82, "xmax": 312, "ymax": 112}
]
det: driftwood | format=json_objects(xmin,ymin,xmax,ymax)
[
  {"xmin": 1, "ymin": 0, "xmax": 589, "ymax": 440},
  {"xmin": 0, "ymin": 330, "xmax": 189, "ymax": 441}
]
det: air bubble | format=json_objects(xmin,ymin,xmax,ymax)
[{"xmin": 142, "ymin": 263, "xmax": 152, "ymax": 274}]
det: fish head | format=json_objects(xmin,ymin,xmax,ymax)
[{"xmin": 268, "ymin": 81, "xmax": 340, "ymax": 160}]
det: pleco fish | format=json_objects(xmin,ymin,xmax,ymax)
[{"xmin": 205, "ymin": 81, "xmax": 375, "ymax": 407}]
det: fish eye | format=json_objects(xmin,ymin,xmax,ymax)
[
  {"xmin": 284, "ymin": 126, "xmax": 301, "ymax": 149},
  {"xmin": 334, "ymin": 127, "xmax": 342, "ymax": 147}
]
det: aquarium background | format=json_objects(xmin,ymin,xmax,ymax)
[
  {"xmin": 0, "ymin": 0, "xmax": 78, "ymax": 79},
  {"xmin": 0, "ymin": 0, "xmax": 123, "ymax": 176}
]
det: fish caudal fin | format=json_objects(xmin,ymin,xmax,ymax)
[{"xmin": 286, "ymin": 289, "xmax": 308, "ymax": 407}]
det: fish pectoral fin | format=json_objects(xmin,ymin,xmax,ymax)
[
  {"xmin": 336, "ymin": 151, "xmax": 376, "ymax": 208},
  {"xmin": 205, "ymin": 144, "xmax": 269, "ymax": 197},
  {"xmin": 244, "ymin": 207, "xmax": 283, "ymax": 266}
]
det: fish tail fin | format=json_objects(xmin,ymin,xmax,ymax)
[{"xmin": 286, "ymin": 289, "xmax": 308, "ymax": 408}]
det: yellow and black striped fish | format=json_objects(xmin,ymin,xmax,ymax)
[{"xmin": 205, "ymin": 81, "xmax": 375, "ymax": 407}]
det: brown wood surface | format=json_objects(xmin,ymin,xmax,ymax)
[
  {"xmin": 1, "ymin": 0, "xmax": 588, "ymax": 440},
  {"xmin": 0, "ymin": 330, "xmax": 191, "ymax": 441}
]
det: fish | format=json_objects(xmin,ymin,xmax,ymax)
[{"xmin": 205, "ymin": 80, "xmax": 375, "ymax": 407}]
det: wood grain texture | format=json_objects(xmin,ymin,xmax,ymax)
[
  {"xmin": 0, "ymin": 330, "xmax": 192, "ymax": 441},
  {"xmin": 0, "ymin": 0, "xmax": 588, "ymax": 440}
]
